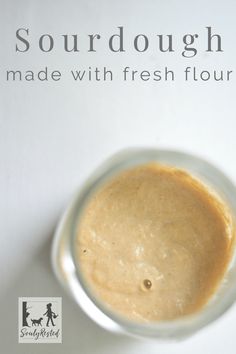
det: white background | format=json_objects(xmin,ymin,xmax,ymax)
[{"xmin": 1, "ymin": 0, "xmax": 236, "ymax": 353}]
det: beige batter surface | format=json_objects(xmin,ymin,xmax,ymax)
[{"xmin": 76, "ymin": 164, "xmax": 235, "ymax": 321}]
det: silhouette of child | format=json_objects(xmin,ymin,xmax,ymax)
[{"xmin": 43, "ymin": 303, "xmax": 56, "ymax": 326}]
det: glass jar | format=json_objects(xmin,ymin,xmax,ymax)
[{"xmin": 51, "ymin": 148, "xmax": 236, "ymax": 340}]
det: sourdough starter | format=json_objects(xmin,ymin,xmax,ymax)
[{"xmin": 76, "ymin": 164, "xmax": 235, "ymax": 321}]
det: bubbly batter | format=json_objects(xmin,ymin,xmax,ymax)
[{"xmin": 76, "ymin": 164, "xmax": 235, "ymax": 321}]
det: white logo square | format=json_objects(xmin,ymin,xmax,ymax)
[{"xmin": 18, "ymin": 297, "xmax": 62, "ymax": 343}]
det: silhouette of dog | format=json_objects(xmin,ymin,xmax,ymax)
[{"xmin": 31, "ymin": 318, "xmax": 43, "ymax": 326}]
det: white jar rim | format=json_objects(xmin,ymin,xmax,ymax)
[{"xmin": 52, "ymin": 148, "xmax": 236, "ymax": 340}]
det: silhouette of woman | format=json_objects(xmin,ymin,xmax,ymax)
[{"xmin": 43, "ymin": 303, "xmax": 56, "ymax": 326}]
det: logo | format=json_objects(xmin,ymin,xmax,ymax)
[{"xmin": 18, "ymin": 297, "xmax": 62, "ymax": 343}]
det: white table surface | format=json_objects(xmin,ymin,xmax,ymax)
[{"xmin": 1, "ymin": 0, "xmax": 236, "ymax": 353}]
